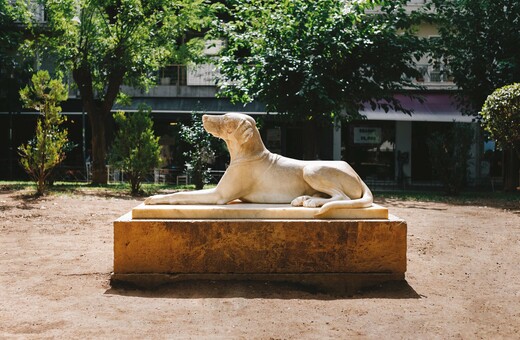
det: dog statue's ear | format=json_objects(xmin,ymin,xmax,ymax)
[{"xmin": 235, "ymin": 120, "xmax": 254, "ymax": 144}]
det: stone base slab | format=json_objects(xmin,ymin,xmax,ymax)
[
  {"xmin": 113, "ymin": 212, "xmax": 407, "ymax": 293},
  {"xmin": 131, "ymin": 203, "xmax": 389, "ymax": 220}
]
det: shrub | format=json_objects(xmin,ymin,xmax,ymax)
[
  {"xmin": 18, "ymin": 70, "xmax": 69, "ymax": 196},
  {"xmin": 481, "ymin": 83, "xmax": 520, "ymax": 191},
  {"xmin": 481, "ymin": 83, "xmax": 520, "ymax": 152},
  {"xmin": 180, "ymin": 112, "xmax": 217, "ymax": 190},
  {"xmin": 109, "ymin": 104, "xmax": 161, "ymax": 195},
  {"xmin": 426, "ymin": 123, "xmax": 474, "ymax": 195}
]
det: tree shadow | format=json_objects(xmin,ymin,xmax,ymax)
[{"xmin": 105, "ymin": 279, "xmax": 420, "ymax": 301}]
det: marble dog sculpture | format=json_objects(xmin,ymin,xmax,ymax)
[{"xmin": 145, "ymin": 112, "xmax": 373, "ymax": 216}]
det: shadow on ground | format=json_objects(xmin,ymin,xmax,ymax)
[{"xmin": 105, "ymin": 279, "xmax": 420, "ymax": 300}]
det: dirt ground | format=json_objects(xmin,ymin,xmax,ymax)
[{"xmin": 1, "ymin": 188, "xmax": 519, "ymax": 339}]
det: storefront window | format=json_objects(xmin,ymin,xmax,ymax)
[{"xmin": 344, "ymin": 121, "xmax": 395, "ymax": 181}]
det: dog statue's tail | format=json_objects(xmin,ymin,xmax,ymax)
[{"xmin": 315, "ymin": 180, "xmax": 373, "ymax": 217}]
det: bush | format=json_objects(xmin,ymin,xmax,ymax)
[
  {"xmin": 109, "ymin": 104, "xmax": 161, "ymax": 195},
  {"xmin": 481, "ymin": 84, "xmax": 520, "ymax": 150},
  {"xmin": 18, "ymin": 70, "xmax": 69, "ymax": 196},
  {"xmin": 481, "ymin": 83, "xmax": 520, "ymax": 191},
  {"xmin": 426, "ymin": 123, "xmax": 474, "ymax": 195},
  {"xmin": 180, "ymin": 112, "xmax": 217, "ymax": 190}
]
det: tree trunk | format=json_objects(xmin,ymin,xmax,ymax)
[
  {"xmin": 88, "ymin": 107, "xmax": 108, "ymax": 185},
  {"xmin": 503, "ymin": 147, "xmax": 520, "ymax": 191},
  {"xmin": 73, "ymin": 62, "xmax": 124, "ymax": 185}
]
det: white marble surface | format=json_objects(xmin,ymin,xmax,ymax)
[{"xmin": 132, "ymin": 202, "xmax": 388, "ymax": 220}]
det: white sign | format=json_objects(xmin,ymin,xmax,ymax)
[
  {"xmin": 353, "ymin": 127, "xmax": 381, "ymax": 144},
  {"xmin": 187, "ymin": 64, "xmax": 220, "ymax": 86}
]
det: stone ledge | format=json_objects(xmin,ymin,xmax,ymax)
[{"xmin": 131, "ymin": 203, "xmax": 389, "ymax": 220}]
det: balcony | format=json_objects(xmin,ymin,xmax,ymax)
[
  {"xmin": 121, "ymin": 64, "xmax": 220, "ymax": 98},
  {"xmin": 414, "ymin": 63, "xmax": 456, "ymax": 90}
]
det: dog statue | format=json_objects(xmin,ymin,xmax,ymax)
[{"xmin": 145, "ymin": 112, "xmax": 373, "ymax": 216}]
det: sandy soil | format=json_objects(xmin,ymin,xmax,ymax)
[{"xmin": 1, "ymin": 188, "xmax": 519, "ymax": 339}]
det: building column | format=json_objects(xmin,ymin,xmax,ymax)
[{"xmin": 395, "ymin": 121, "xmax": 412, "ymax": 185}]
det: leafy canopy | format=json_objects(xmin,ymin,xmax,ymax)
[
  {"xmin": 214, "ymin": 0, "xmax": 425, "ymax": 122},
  {"xmin": 428, "ymin": 0, "xmax": 520, "ymax": 115},
  {"xmin": 0, "ymin": 0, "xmax": 34, "ymax": 110},
  {"xmin": 30, "ymin": 0, "xmax": 215, "ymax": 97},
  {"xmin": 0, "ymin": 0, "xmax": 30, "ymax": 65}
]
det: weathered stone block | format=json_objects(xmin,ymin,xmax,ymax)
[{"xmin": 113, "ymin": 213, "xmax": 407, "ymax": 276}]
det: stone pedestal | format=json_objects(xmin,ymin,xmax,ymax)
[{"xmin": 111, "ymin": 204, "xmax": 407, "ymax": 294}]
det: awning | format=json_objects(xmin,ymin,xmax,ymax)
[
  {"xmin": 2, "ymin": 93, "xmax": 475, "ymax": 123},
  {"xmin": 362, "ymin": 94, "xmax": 474, "ymax": 123}
]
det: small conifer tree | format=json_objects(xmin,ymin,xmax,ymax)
[
  {"xmin": 18, "ymin": 70, "xmax": 69, "ymax": 196},
  {"xmin": 109, "ymin": 104, "xmax": 162, "ymax": 195}
]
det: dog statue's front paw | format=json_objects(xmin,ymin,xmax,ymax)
[
  {"xmin": 291, "ymin": 196, "xmax": 311, "ymax": 207},
  {"xmin": 144, "ymin": 194, "xmax": 168, "ymax": 205},
  {"xmin": 302, "ymin": 198, "xmax": 320, "ymax": 208}
]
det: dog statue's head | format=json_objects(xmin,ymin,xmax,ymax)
[{"xmin": 203, "ymin": 113, "xmax": 256, "ymax": 144}]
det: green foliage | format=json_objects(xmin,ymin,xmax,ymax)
[
  {"xmin": 108, "ymin": 104, "xmax": 161, "ymax": 195},
  {"xmin": 426, "ymin": 123, "xmax": 474, "ymax": 195},
  {"xmin": 213, "ymin": 0, "xmax": 425, "ymax": 122},
  {"xmin": 31, "ymin": 0, "xmax": 215, "ymax": 94},
  {"xmin": 180, "ymin": 112, "xmax": 219, "ymax": 190},
  {"xmin": 429, "ymin": 0, "xmax": 520, "ymax": 114},
  {"xmin": 18, "ymin": 70, "xmax": 70, "ymax": 196},
  {"xmin": 481, "ymin": 83, "xmax": 520, "ymax": 153},
  {"xmin": 0, "ymin": 0, "xmax": 33, "ymax": 111},
  {"xmin": 0, "ymin": 0, "xmax": 30, "ymax": 62}
]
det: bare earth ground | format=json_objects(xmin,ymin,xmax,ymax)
[{"xmin": 1, "ymin": 188, "xmax": 519, "ymax": 339}]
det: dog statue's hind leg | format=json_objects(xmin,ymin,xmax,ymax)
[{"xmin": 290, "ymin": 164, "xmax": 353, "ymax": 208}]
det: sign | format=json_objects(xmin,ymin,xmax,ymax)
[
  {"xmin": 187, "ymin": 64, "xmax": 219, "ymax": 86},
  {"xmin": 353, "ymin": 127, "xmax": 381, "ymax": 144}
]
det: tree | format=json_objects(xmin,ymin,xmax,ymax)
[
  {"xmin": 25, "ymin": 0, "xmax": 215, "ymax": 184},
  {"xmin": 429, "ymin": 0, "xmax": 520, "ymax": 115},
  {"xmin": 426, "ymin": 122, "xmax": 474, "ymax": 195},
  {"xmin": 108, "ymin": 104, "xmax": 161, "ymax": 195},
  {"xmin": 481, "ymin": 84, "xmax": 520, "ymax": 191},
  {"xmin": 213, "ymin": 0, "xmax": 425, "ymax": 157},
  {"xmin": 180, "ymin": 112, "xmax": 218, "ymax": 190},
  {"xmin": 18, "ymin": 70, "xmax": 69, "ymax": 196}
]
